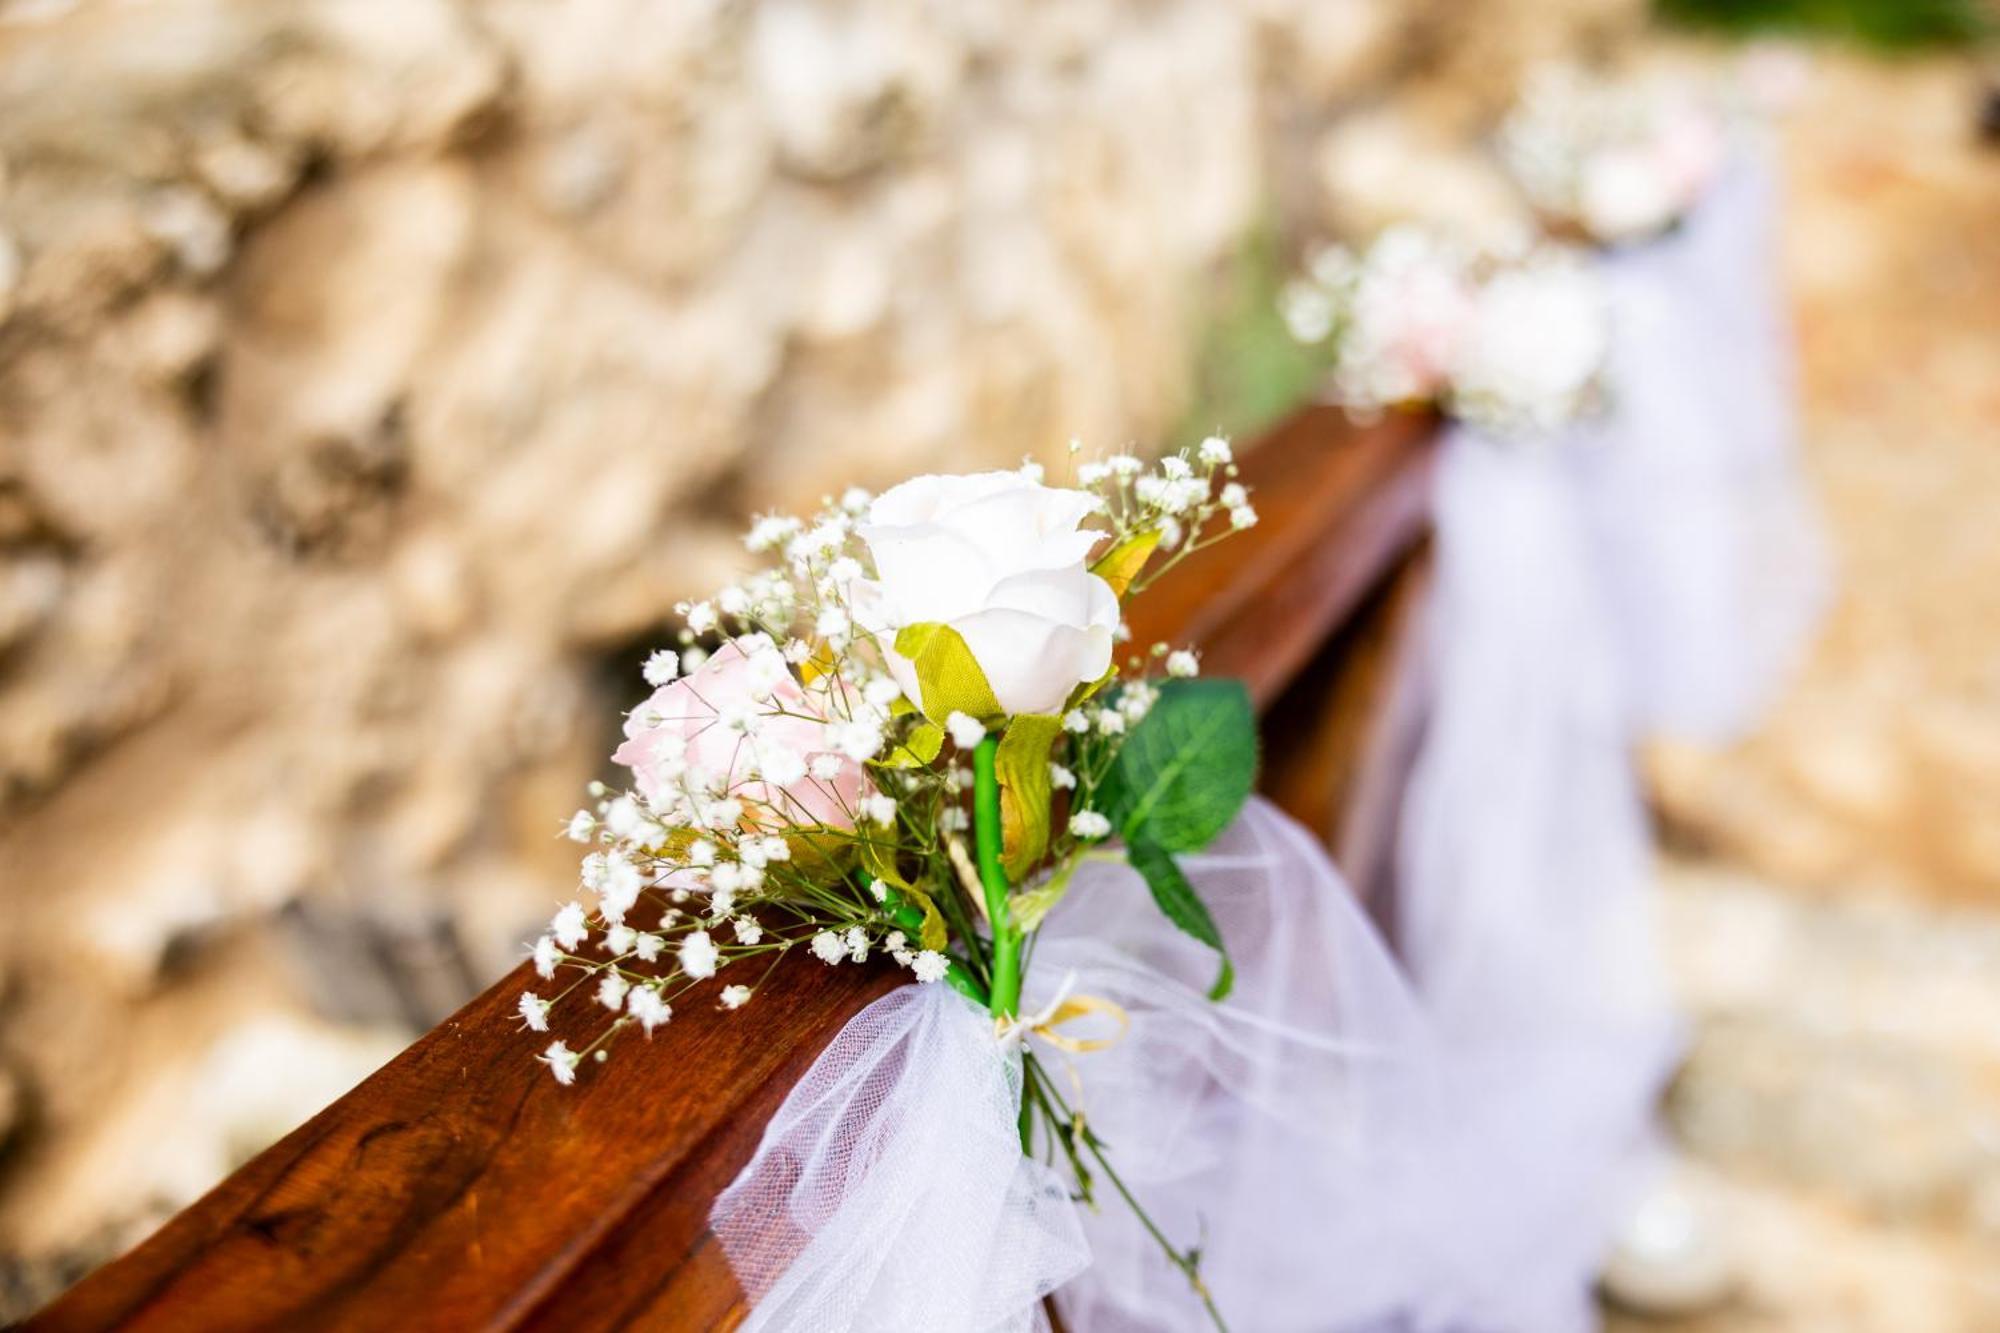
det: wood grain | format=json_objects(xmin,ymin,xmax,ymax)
[{"xmin": 27, "ymin": 405, "xmax": 1437, "ymax": 1333}]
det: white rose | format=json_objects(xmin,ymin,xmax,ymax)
[
  {"xmin": 1451, "ymin": 258, "xmax": 1608, "ymax": 433},
  {"xmin": 851, "ymin": 471, "xmax": 1118, "ymax": 717},
  {"xmin": 1578, "ymin": 148, "xmax": 1677, "ymax": 245}
]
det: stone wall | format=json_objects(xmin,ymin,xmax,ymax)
[
  {"xmin": 0, "ymin": 0, "xmax": 1644, "ymax": 1300},
  {"xmin": 1646, "ymin": 52, "xmax": 2000, "ymax": 905}
]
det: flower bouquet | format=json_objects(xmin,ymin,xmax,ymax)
[
  {"xmin": 1491, "ymin": 60, "xmax": 1826, "ymax": 740},
  {"xmin": 1497, "ymin": 63, "xmax": 1729, "ymax": 248},
  {"xmin": 522, "ymin": 444, "xmax": 1269, "ymax": 1327},
  {"xmin": 1282, "ymin": 225, "xmax": 1610, "ymax": 437}
]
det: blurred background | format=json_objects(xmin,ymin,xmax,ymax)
[{"xmin": 0, "ymin": 0, "xmax": 1994, "ymax": 1326}]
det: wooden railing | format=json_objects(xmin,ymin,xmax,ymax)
[{"xmin": 25, "ymin": 405, "xmax": 1438, "ymax": 1333}]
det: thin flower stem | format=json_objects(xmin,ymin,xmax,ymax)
[
  {"xmin": 944, "ymin": 954, "xmax": 989, "ymax": 1005},
  {"xmin": 1127, "ymin": 519, "xmax": 1231, "ymax": 596},
  {"xmin": 1024, "ymin": 1054, "xmax": 1230, "ymax": 1333}
]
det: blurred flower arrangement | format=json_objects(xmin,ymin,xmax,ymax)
[
  {"xmin": 1281, "ymin": 226, "xmax": 1610, "ymax": 435},
  {"xmin": 1497, "ymin": 63, "xmax": 1728, "ymax": 246},
  {"xmin": 523, "ymin": 445, "xmax": 1259, "ymax": 1325}
]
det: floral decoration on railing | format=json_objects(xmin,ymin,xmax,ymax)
[
  {"xmin": 1497, "ymin": 62, "xmax": 1729, "ymax": 247},
  {"xmin": 1281, "ymin": 225, "xmax": 1610, "ymax": 436},
  {"xmin": 521, "ymin": 442, "xmax": 1258, "ymax": 1326}
]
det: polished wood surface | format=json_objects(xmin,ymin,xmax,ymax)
[
  {"xmin": 1123, "ymin": 406, "xmax": 1436, "ymax": 711},
  {"xmin": 28, "ymin": 405, "xmax": 1437, "ymax": 1333}
]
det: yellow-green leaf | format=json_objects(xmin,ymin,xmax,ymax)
[
  {"xmin": 997, "ymin": 713, "xmax": 1064, "ymax": 880},
  {"xmin": 1007, "ymin": 852, "xmax": 1083, "ymax": 932},
  {"xmin": 894, "ymin": 622, "xmax": 1002, "ymax": 724},
  {"xmin": 899, "ymin": 883, "xmax": 950, "ymax": 953},
  {"xmin": 1065, "ymin": 661, "xmax": 1119, "ymax": 712},
  {"xmin": 1089, "ymin": 529, "xmax": 1162, "ymax": 598},
  {"xmin": 858, "ymin": 829, "xmax": 912, "ymax": 891},
  {"xmin": 779, "ymin": 826, "xmax": 857, "ymax": 884},
  {"xmin": 796, "ymin": 639, "xmax": 841, "ymax": 685},
  {"xmin": 878, "ymin": 719, "xmax": 944, "ymax": 768},
  {"xmin": 642, "ymin": 825, "xmax": 702, "ymax": 858}
]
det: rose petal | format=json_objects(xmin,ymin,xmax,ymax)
[
  {"xmin": 866, "ymin": 471, "xmax": 1030, "ymax": 527},
  {"xmin": 943, "ymin": 486, "xmax": 1101, "ymax": 570},
  {"xmin": 854, "ymin": 524, "xmax": 998, "ymax": 624},
  {"xmin": 983, "ymin": 566, "xmax": 1120, "ymax": 635},
  {"xmin": 950, "ymin": 608, "xmax": 1115, "ymax": 717}
]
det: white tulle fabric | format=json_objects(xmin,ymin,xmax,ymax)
[
  {"xmin": 716, "ymin": 799, "xmax": 1468, "ymax": 1333},
  {"xmin": 1389, "ymin": 149, "xmax": 1825, "ymax": 1330},
  {"xmin": 1038, "ymin": 799, "xmax": 1458, "ymax": 1332},
  {"xmin": 711, "ymin": 980, "xmax": 1089, "ymax": 1333},
  {"xmin": 1583, "ymin": 151, "xmax": 1829, "ymax": 741},
  {"xmin": 1398, "ymin": 426, "xmax": 1682, "ymax": 1333}
]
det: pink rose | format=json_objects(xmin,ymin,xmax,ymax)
[
  {"xmin": 612, "ymin": 642, "xmax": 871, "ymax": 830},
  {"xmin": 1381, "ymin": 265, "xmax": 1476, "ymax": 401}
]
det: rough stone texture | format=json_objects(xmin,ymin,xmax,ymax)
[
  {"xmin": 1644, "ymin": 51, "xmax": 2000, "ymax": 905},
  {"xmin": 1629, "ymin": 858, "xmax": 2000, "ymax": 1333},
  {"xmin": 1624, "ymin": 50, "xmax": 2000, "ymax": 1333},
  {"xmin": 0, "ymin": 0, "xmax": 1649, "ymax": 1294}
]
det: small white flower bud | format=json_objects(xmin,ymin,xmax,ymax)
[
  {"xmin": 542, "ymin": 1041, "xmax": 581, "ymax": 1086},
  {"xmin": 551, "ymin": 902, "xmax": 589, "ymax": 950},
  {"xmin": 678, "ymin": 929, "xmax": 719, "ymax": 980},
  {"xmin": 597, "ymin": 973, "xmax": 631, "ymax": 1011},
  {"xmin": 642, "ymin": 649, "xmax": 680, "ymax": 686},
  {"xmin": 1069, "ymin": 810, "xmax": 1113, "ymax": 841},
  {"xmin": 945, "ymin": 711, "xmax": 986, "ymax": 749}
]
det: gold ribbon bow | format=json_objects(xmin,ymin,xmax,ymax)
[{"xmin": 994, "ymin": 973, "xmax": 1130, "ymax": 1054}]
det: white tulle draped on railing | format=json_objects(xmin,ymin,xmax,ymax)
[
  {"xmin": 1396, "ymin": 425, "xmax": 1682, "ymax": 1333},
  {"xmin": 711, "ymin": 977, "xmax": 1090, "ymax": 1333},
  {"xmin": 1388, "ymin": 147, "xmax": 1827, "ymax": 1329},
  {"xmin": 1038, "ymin": 800, "xmax": 1459, "ymax": 1332},
  {"xmin": 1582, "ymin": 151, "xmax": 1829, "ymax": 743},
  {"xmin": 717, "ymin": 799, "xmax": 1476, "ymax": 1333}
]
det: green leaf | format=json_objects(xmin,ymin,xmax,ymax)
[
  {"xmin": 996, "ymin": 714, "xmax": 1063, "ymax": 880},
  {"xmin": 1098, "ymin": 678, "xmax": 1257, "ymax": 853},
  {"xmin": 894, "ymin": 623, "xmax": 1002, "ymax": 724},
  {"xmin": 1126, "ymin": 837, "xmax": 1233, "ymax": 1000}
]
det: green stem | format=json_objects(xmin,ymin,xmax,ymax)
[
  {"xmin": 943, "ymin": 957, "xmax": 988, "ymax": 1006},
  {"xmin": 1024, "ymin": 1054, "xmax": 1230, "ymax": 1333},
  {"xmin": 878, "ymin": 881, "xmax": 989, "ymax": 1005},
  {"xmin": 972, "ymin": 735, "xmax": 1022, "ymax": 1019}
]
